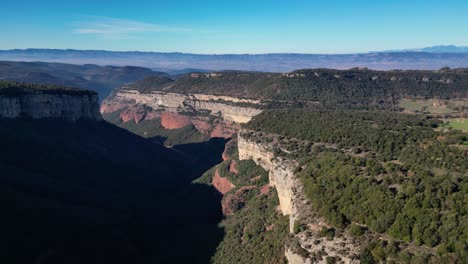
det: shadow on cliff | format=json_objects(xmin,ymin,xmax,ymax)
[
  {"xmin": 0, "ymin": 119, "xmax": 225, "ymax": 264},
  {"xmin": 173, "ymin": 137, "xmax": 228, "ymax": 180}
]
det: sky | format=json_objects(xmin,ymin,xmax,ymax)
[{"xmin": 1, "ymin": 0, "xmax": 468, "ymax": 54}]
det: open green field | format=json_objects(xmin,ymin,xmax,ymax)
[
  {"xmin": 399, "ymin": 99, "xmax": 458, "ymax": 114},
  {"xmin": 446, "ymin": 118, "xmax": 468, "ymax": 132}
]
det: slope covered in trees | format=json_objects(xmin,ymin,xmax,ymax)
[
  {"xmin": 244, "ymin": 110, "xmax": 467, "ymax": 263},
  {"xmin": 196, "ymin": 156, "xmax": 289, "ymax": 264},
  {"xmin": 124, "ymin": 68, "xmax": 468, "ymax": 110}
]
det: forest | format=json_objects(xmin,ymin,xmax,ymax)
[
  {"xmin": 126, "ymin": 68, "xmax": 468, "ymax": 110},
  {"xmin": 244, "ymin": 109, "xmax": 467, "ymax": 263}
]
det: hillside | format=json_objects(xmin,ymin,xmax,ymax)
[
  {"xmin": 122, "ymin": 68, "xmax": 468, "ymax": 110},
  {"xmin": 0, "ymin": 61, "xmax": 165, "ymax": 99},
  {"xmin": 240, "ymin": 109, "xmax": 467, "ymax": 263}
]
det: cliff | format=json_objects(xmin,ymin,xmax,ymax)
[
  {"xmin": 101, "ymin": 89, "xmax": 264, "ymax": 144},
  {"xmin": 0, "ymin": 82, "xmax": 102, "ymax": 121},
  {"xmin": 105, "ymin": 89, "xmax": 263, "ymax": 123},
  {"xmin": 238, "ymin": 131, "xmax": 361, "ymax": 264}
]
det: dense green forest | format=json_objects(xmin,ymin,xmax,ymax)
[
  {"xmin": 125, "ymin": 68, "xmax": 468, "ymax": 110},
  {"xmin": 244, "ymin": 109, "xmax": 467, "ymax": 263}
]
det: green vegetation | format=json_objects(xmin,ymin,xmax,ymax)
[
  {"xmin": 198, "ymin": 158, "xmax": 289, "ymax": 264},
  {"xmin": 399, "ymin": 98, "xmax": 467, "ymax": 116},
  {"xmin": 126, "ymin": 75, "xmax": 174, "ymax": 92},
  {"xmin": 212, "ymin": 189, "xmax": 289, "ymax": 264},
  {"xmin": 445, "ymin": 118, "xmax": 468, "ymax": 132},
  {"xmin": 128, "ymin": 68, "xmax": 468, "ymax": 110},
  {"xmin": 217, "ymin": 159, "xmax": 269, "ymax": 187},
  {"xmin": 246, "ymin": 109, "xmax": 466, "ymax": 172},
  {"xmin": 103, "ymin": 109, "xmax": 207, "ymax": 146},
  {"xmin": 245, "ymin": 109, "xmax": 468, "ymax": 263},
  {"xmin": 0, "ymin": 80, "xmax": 95, "ymax": 96}
]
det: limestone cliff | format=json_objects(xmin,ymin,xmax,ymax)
[
  {"xmin": 101, "ymin": 89, "xmax": 263, "ymax": 141},
  {"xmin": 238, "ymin": 131, "xmax": 361, "ymax": 264},
  {"xmin": 104, "ymin": 90, "xmax": 263, "ymax": 123},
  {"xmin": 238, "ymin": 135, "xmax": 295, "ymax": 216},
  {"xmin": 0, "ymin": 91, "xmax": 102, "ymax": 121}
]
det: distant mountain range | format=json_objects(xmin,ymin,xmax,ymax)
[
  {"xmin": 374, "ymin": 45, "xmax": 468, "ymax": 53},
  {"xmin": 1, "ymin": 46, "xmax": 468, "ymax": 72},
  {"xmin": 0, "ymin": 61, "xmax": 164, "ymax": 99}
]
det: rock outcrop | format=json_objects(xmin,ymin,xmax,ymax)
[
  {"xmin": 160, "ymin": 112, "xmax": 192, "ymax": 129},
  {"xmin": 238, "ymin": 135, "xmax": 295, "ymax": 216},
  {"xmin": 0, "ymin": 92, "xmax": 102, "ymax": 121},
  {"xmin": 104, "ymin": 90, "xmax": 263, "ymax": 123},
  {"xmin": 238, "ymin": 131, "xmax": 361, "ymax": 264},
  {"xmin": 101, "ymin": 90, "xmax": 261, "ymax": 140},
  {"xmin": 211, "ymin": 168, "xmax": 235, "ymax": 195}
]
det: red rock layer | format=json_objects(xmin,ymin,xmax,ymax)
[
  {"xmin": 160, "ymin": 111, "xmax": 192, "ymax": 129},
  {"xmin": 120, "ymin": 107, "xmax": 147, "ymax": 123},
  {"xmin": 210, "ymin": 121, "xmax": 239, "ymax": 138},
  {"xmin": 229, "ymin": 160, "xmax": 238, "ymax": 174},
  {"xmin": 100, "ymin": 99, "xmax": 127, "ymax": 114},
  {"xmin": 260, "ymin": 184, "xmax": 271, "ymax": 195},
  {"xmin": 211, "ymin": 168, "xmax": 235, "ymax": 195},
  {"xmin": 191, "ymin": 119, "xmax": 212, "ymax": 133}
]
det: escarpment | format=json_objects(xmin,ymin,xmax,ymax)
[
  {"xmin": 238, "ymin": 134, "xmax": 295, "ymax": 216},
  {"xmin": 0, "ymin": 82, "xmax": 102, "ymax": 121},
  {"xmin": 101, "ymin": 89, "xmax": 263, "ymax": 145},
  {"xmin": 104, "ymin": 90, "xmax": 262, "ymax": 123},
  {"xmin": 238, "ymin": 131, "xmax": 361, "ymax": 264}
]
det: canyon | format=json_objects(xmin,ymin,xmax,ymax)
[{"xmin": 101, "ymin": 85, "xmax": 366, "ymax": 263}]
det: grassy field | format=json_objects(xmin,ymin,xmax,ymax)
[
  {"xmin": 446, "ymin": 118, "xmax": 468, "ymax": 132},
  {"xmin": 399, "ymin": 99, "xmax": 456, "ymax": 114}
]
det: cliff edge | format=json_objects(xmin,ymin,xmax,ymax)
[{"xmin": 0, "ymin": 81, "xmax": 102, "ymax": 121}]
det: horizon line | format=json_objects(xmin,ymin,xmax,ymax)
[{"xmin": 1, "ymin": 46, "xmax": 468, "ymax": 56}]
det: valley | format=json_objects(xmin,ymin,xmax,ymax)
[
  {"xmin": 96, "ymin": 68, "xmax": 466, "ymax": 263},
  {"xmin": 0, "ymin": 66, "xmax": 467, "ymax": 263},
  {"xmin": 3, "ymin": 2, "xmax": 468, "ymax": 264}
]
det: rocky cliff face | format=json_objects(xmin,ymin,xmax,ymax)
[
  {"xmin": 105, "ymin": 90, "xmax": 262, "ymax": 123},
  {"xmin": 0, "ymin": 93, "xmax": 102, "ymax": 121},
  {"xmin": 101, "ymin": 90, "xmax": 263, "ymax": 140},
  {"xmin": 238, "ymin": 135, "xmax": 295, "ymax": 216},
  {"xmin": 238, "ymin": 131, "xmax": 361, "ymax": 264}
]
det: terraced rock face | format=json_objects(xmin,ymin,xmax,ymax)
[
  {"xmin": 103, "ymin": 90, "xmax": 263, "ymax": 123},
  {"xmin": 101, "ymin": 89, "xmax": 262, "ymax": 144}
]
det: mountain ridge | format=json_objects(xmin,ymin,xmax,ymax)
[{"xmin": 3, "ymin": 48, "xmax": 468, "ymax": 72}]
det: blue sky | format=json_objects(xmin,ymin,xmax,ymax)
[{"xmin": 1, "ymin": 0, "xmax": 468, "ymax": 54}]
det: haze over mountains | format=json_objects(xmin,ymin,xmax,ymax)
[
  {"xmin": 0, "ymin": 61, "xmax": 165, "ymax": 99},
  {"xmin": 375, "ymin": 45, "xmax": 468, "ymax": 53},
  {"xmin": 2, "ymin": 45, "xmax": 468, "ymax": 73}
]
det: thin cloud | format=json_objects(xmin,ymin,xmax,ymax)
[{"xmin": 73, "ymin": 17, "xmax": 191, "ymax": 35}]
